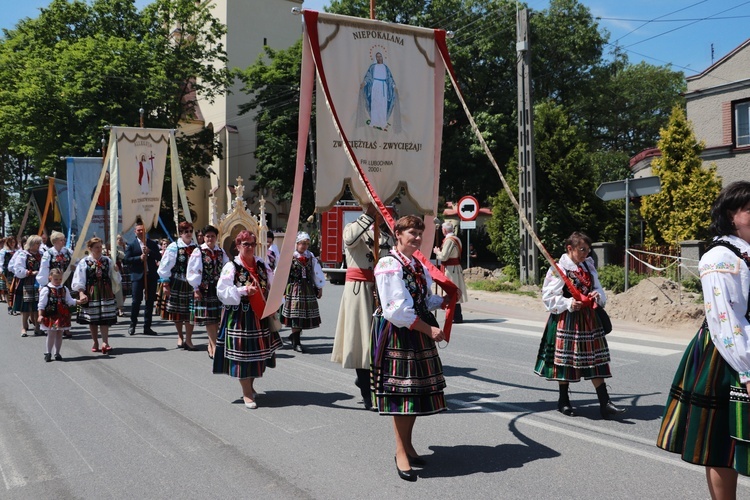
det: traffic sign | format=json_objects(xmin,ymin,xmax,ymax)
[
  {"xmin": 596, "ymin": 175, "xmax": 661, "ymax": 201},
  {"xmin": 457, "ymin": 195, "xmax": 479, "ymax": 221},
  {"xmin": 460, "ymin": 220, "xmax": 476, "ymax": 230}
]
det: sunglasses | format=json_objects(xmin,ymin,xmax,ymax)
[
  {"xmin": 240, "ymin": 242, "xmax": 257, "ymax": 248},
  {"xmin": 181, "ymin": 229, "xmax": 194, "ymax": 234}
]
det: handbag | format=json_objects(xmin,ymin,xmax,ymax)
[{"xmin": 595, "ymin": 306, "xmax": 612, "ymax": 335}]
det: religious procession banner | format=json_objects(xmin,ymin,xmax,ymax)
[
  {"xmin": 263, "ymin": 10, "xmax": 457, "ymax": 341},
  {"xmin": 311, "ymin": 11, "xmax": 445, "ymax": 214},
  {"xmin": 110, "ymin": 126, "xmax": 170, "ymax": 232},
  {"xmin": 66, "ymin": 157, "xmax": 122, "ymax": 246}
]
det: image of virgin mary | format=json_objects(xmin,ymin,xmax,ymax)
[{"xmin": 356, "ymin": 52, "xmax": 402, "ymax": 133}]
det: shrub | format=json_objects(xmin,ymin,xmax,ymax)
[{"xmin": 597, "ymin": 265, "xmax": 646, "ymax": 294}]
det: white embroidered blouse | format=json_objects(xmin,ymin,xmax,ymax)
[{"xmin": 700, "ymin": 235, "xmax": 750, "ymax": 383}]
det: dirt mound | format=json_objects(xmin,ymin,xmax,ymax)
[{"xmin": 605, "ymin": 277, "xmax": 704, "ymax": 329}]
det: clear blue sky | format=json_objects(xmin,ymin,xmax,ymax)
[{"xmin": 1, "ymin": 1, "xmax": 748, "ymax": 77}]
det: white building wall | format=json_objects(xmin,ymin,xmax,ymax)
[{"xmin": 189, "ymin": 0, "xmax": 303, "ymax": 230}]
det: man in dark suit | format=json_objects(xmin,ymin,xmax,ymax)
[{"xmin": 124, "ymin": 219, "xmax": 161, "ymax": 335}]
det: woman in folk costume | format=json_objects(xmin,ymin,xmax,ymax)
[
  {"xmin": 214, "ymin": 230, "xmax": 282, "ymax": 409},
  {"xmin": 187, "ymin": 224, "xmax": 229, "ymax": 359},
  {"xmin": 281, "ymin": 232, "xmax": 325, "ymax": 353},
  {"xmin": 37, "ymin": 231, "xmax": 73, "ymax": 287},
  {"xmin": 657, "ymin": 182, "xmax": 750, "ymax": 500},
  {"xmin": 72, "ymin": 237, "xmax": 120, "ymax": 354},
  {"xmin": 534, "ymin": 231, "xmax": 625, "ymax": 419},
  {"xmin": 158, "ymin": 221, "xmax": 198, "ymax": 350},
  {"xmin": 433, "ymin": 221, "xmax": 468, "ymax": 323},
  {"xmin": 10, "ymin": 235, "xmax": 44, "ymax": 336},
  {"xmin": 372, "ymin": 215, "xmax": 448, "ymax": 482},
  {"xmin": 0, "ymin": 236, "xmax": 16, "ymax": 307},
  {"xmin": 331, "ymin": 204, "xmax": 389, "ymax": 410},
  {"xmin": 38, "ymin": 269, "xmax": 83, "ymax": 362}
]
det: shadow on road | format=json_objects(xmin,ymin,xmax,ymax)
[
  {"xmin": 418, "ymin": 415, "xmax": 560, "ymax": 478},
  {"xmin": 244, "ymin": 390, "xmax": 354, "ymax": 409}
]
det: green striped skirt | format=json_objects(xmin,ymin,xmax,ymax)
[
  {"xmin": 370, "ymin": 313, "xmax": 447, "ymax": 416},
  {"xmin": 656, "ymin": 321, "xmax": 750, "ymax": 475},
  {"xmin": 534, "ymin": 309, "xmax": 611, "ymax": 382},
  {"xmin": 213, "ymin": 303, "xmax": 282, "ymax": 379}
]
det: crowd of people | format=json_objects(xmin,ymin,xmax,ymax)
[{"xmin": 3, "ymin": 182, "xmax": 750, "ymax": 495}]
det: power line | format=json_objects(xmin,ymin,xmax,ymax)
[{"xmin": 613, "ymin": 0, "xmax": 708, "ymax": 44}]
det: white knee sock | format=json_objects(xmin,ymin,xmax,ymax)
[
  {"xmin": 45, "ymin": 330, "xmax": 55, "ymax": 354},
  {"xmin": 54, "ymin": 331, "xmax": 63, "ymax": 355}
]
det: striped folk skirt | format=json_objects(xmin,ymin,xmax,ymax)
[
  {"xmin": 77, "ymin": 281, "xmax": 117, "ymax": 325},
  {"xmin": 656, "ymin": 321, "xmax": 750, "ymax": 475},
  {"xmin": 191, "ymin": 285, "xmax": 221, "ymax": 325},
  {"xmin": 213, "ymin": 303, "xmax": 282, "ymax": 379},
  {"xmin": 281, "ymin": 281, "xmax": 321, "ymax": 330},
  {"xmin": 161, "ymin": 277, "xmax": 192, "ymax": 322},
  {"xmin": 534, "ymin": 309, "xmax": 611, "ymax": 382},
  {"xmin": 370, "ymin": 314, "xmax": 447, "ymax": 416},
  {"xmin": 11, "ymin": 277, "xmax": 38, "ymax": 313},
  {"xmin": 120, "ymin": 264, "xmax": 132, "ymax": 296},
  {"xmin": 0, "ymin": 273, "xmax": 6, "ymax": 292}
]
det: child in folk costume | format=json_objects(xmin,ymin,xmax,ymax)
[
  {"xmin": 281, "ymin": 232, "xmax": 325, "ymax": 353},
  {"xmin": 158, "ymin": 221, "xmax": 198, "ymax": 350},
  {"xmin": 10, "ymin": 235, "xmax": 44, "ymax": 336},
  {"xmin": 38, "ymin": 269, "xmax": 84, "ymax": 362},
  {"xmin": 187, "ymin": 224, "xmax": 229, "ymax": 359},
  {"xmin": 36, "ymin": 231, "xmax": 73, "ymax": 287},
  {"xmin": 72, "ymin": 237, "xmax": 120, "ymax": 354}
]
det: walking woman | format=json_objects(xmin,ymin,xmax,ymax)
[
  {"xmin": 72, "ymin": 237, "xmax": 119, "ymax": 353},
  {"xmin": 372, "ymin": 215, "xmax": 448, "ymax": 482},
  {"xmin": 534, "ymin": 231, "xmax": 625, "ymax": 419},
  {"xmin": 281, "ymin": 232, "xmax": 325, "ymax": 353},
  {"xmin": 657, "ymin": 181, "xmax": 750, "ymax": 500},
  {"xmin": 158, "ymin": 222, "xmax": 198, "ymax": 349},
  {"xmin": 10, "ymin": 235, "xmax": 44, "ymax": 336},
  {"xmin": 187, "ymin": 224, "xmax": 229, "ymax": 358},
  {"xmin": 214, "ymin": 230, "xmax": 282, "ymax": 409}
]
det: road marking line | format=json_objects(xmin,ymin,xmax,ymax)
[
  {"xmin": 446, "ymin": 396, "xmax": 750, "ymax": 487},
  {"xmin": 470, "ymin": 323, "xmax": 683, "ymax": 356}
]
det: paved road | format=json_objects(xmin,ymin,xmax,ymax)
[{"xmin": 0, "ymin": 286, "xmax": 746, "ymax": 499}]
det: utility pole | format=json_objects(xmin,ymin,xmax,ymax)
[{"xmin": 516, "ymin": 8, "xmax": 538, "ymax": 284}]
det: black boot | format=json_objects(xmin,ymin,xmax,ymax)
[
  {"xmin": 557, "ymin": 383, "xmax": 575, "ymax": 416},
  {"xmin": 596, "ymin": 383, "xmax": 626, "ymax": 418},
  {"xmin": 454, "ymin": 304, "xmax": 463, "ymax": 324},
  {"xmin": 292, "ymin": 331, "xmax": 305, "ymax": 353},
  {"xmin": 355, "ymin": 369, "xmax": 373, "ymax": 410}
]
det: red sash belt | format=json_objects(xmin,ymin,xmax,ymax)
[
  {"xmin": 442, "ymin": 258, "xmax": 461, "ymax": 267},
  {"xmin": 346, "ymin": 268, "xmax": 374, "ymax": 282}
]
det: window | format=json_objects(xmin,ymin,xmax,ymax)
[{"xmin": 736, "ymin": 101, "xmax": 750, "ymax": 147}]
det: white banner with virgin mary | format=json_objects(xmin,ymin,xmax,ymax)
[
  {"xmin": 311, "ymin": 12, "xmax": 445, "ymax": 214},
  {"xmin": 111, "ymin": 127, "xmax": 169, "ymax": 231}
]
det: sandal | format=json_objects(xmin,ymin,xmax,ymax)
[
  {"xmin": 91, "ymin": 346, "xmax": 100, "ymax": 352},
  {"xmin": 21, "ymin": 331, "xmax": 28, "ymax": 338},
  {"xmin": 101, "ymin": 344, "xmax": 112, "ymax": 354}
]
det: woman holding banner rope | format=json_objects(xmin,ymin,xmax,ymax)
[{"xmin": 534, "ymin": 231, "xmax": 625, "ymax": 419}]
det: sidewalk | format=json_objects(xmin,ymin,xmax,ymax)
[{"xmin": 460, "ymin": 289, "xmax": 698, "ymax": 344}]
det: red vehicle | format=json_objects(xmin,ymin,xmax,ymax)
[{"xmin": 319, "ymin": 201, "xmax": 395, "ymax": 284}]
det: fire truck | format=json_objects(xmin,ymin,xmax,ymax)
[
  {"xmin": 319, "ymin": 201, "xmax": 395, "ymax": 284},
  {"xmin": 319, "ymin": 201, "xmax": 364, "ymax": 284}
]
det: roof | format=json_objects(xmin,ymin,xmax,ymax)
[{"xmin": 687, "ymin": 38, "xmax": 750, "ymax": 82}]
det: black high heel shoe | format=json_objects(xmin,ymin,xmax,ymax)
[
  {"xmin": 408, "ymin": 455, "xmax": 427, "ymax": 466},
  {"xmin": 395, "ymin": 456, "xmax": 417, "ymax": 482}
]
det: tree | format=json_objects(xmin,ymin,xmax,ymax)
[
  {"xmin": 0, "ymin": 0, "xmax": 233, "ymax": 228},
  {"xmin": 235, "ymin": 40, "xmax": 317, "ymax": 220},
  {"xmin": 640, "ymin": 106, "xmax": 721, "ymax": 246}
]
